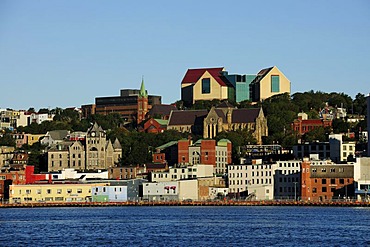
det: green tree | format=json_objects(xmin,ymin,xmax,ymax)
[
  {"xmin": 332, "ymin": 118, "xmax": 350, "ymax": 134},
  {"xmin": 302, "ymin": 127, "xmax": 331, "ymax": 142},
  {"xmin": 353, "ymin": 93, "xmax": 367, "ymax": 115},
  {"xmin": 0, "ymin": 133, "xmax": 15, "ymax": 147}
]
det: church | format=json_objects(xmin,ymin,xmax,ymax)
[{"xmin": 167, "ymin": 102, "xmax": 268, "ymax": 144}]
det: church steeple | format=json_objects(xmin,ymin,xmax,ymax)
[
  {"xmin": 139, "ymin": 77, "xmax": 148, "ymax": 98},
  {"xmin": 137, "ymin": 77, "xmax": 149, "ymax": 124}
]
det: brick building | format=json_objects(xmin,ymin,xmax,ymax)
[
  {"xmin": 292, "ymin": 112, "xmax": 332, "ymax": 136},
  {"xmin": 301, "ymin": 159, "xmax": 354, "ymax": 201},
  {"xmin": 177, "ymin": 139, "xmax": 232, "ymax": 175}
]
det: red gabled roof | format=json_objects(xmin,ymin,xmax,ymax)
[{"xmin": 181, "ymin": 67, "xmax": 227, "ymax": 86}]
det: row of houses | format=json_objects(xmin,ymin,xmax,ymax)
[
  {"xmin": 5, "ymin": 156, "xmax": 370, "ymax": 203},
  {"xmin": 0, "ymin": 109, "xmax": 55, "ymax": 131}
]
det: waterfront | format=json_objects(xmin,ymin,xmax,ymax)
[{"xmin": 0, "ymin": 206, "xmax": 369, "ymax": 246}]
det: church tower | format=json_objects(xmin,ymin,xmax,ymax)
[{"xmin": 137, "ymin": 78, "xmax": 148, "ymax": 124}]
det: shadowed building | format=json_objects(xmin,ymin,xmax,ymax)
[
  {"xmin": 81, "ymin": 80, "xmax": 161, "ymax": 124},
  {"xmin": 167, "ymin": 106, "xmax": 268, "ymax": 144}
]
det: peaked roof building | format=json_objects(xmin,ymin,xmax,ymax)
[
  {"xmin": 180, "ymin": 66, "xmax": 290, "ymax": 106},
  {"xmin": 249, "ymin": 66, "xmax": 290, "ymax": 102},
  {"xmin": 168, "ymin": 106, "xmax": 268, "ymax": 144}
]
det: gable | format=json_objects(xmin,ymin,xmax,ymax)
[{"xmin": 181, "ymin": 67, "xmax": 227, "ymax": 87}]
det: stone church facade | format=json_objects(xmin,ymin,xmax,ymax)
[{"xmin": 168, "ymin": 104, "xmax": 268, "ymax": 145}]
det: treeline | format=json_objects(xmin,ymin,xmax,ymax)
[
  {"xmin": 1, "ymin": 91, "xmax": 368, "ymax": 166},
  {"xmin": 262, "ymin": 91, "xmax": 367, "ymax": 146}
]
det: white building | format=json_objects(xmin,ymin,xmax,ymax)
[
  {"xmin": 274, "ymin": 160, "xmax": 301, "ymax": 200},
  {"xmin": 228, "ymin": 159, "xmax": 277, "ymax": 200},
  {"xmin": 29, "ymin": 113, "xmax": 55, "ymax": 125},
  {"xmin": 178, "ymin": 180, "xmax": 198, "ymax": 201},
  {"xmin": 209, "ymin": 187, "xmax": 229, "ymax": 200},
  {"xmin": 151, "ymin": 164, "xmax": 214, "ymax": 182},
  {"xmin": 50, "ymin": 168, "xmax": 108, "ymax": 180},
  {"xmin": 142, "ymin": 181, "xmax": 178, "ymax": 201},
  {"xmin": 353, "ymin": 157, "xmax": 370, "ymax": 201}
]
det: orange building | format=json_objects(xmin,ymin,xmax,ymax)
[{"xmin": 301, "ymin": 159, "xmax": 354, "ymax": 201}]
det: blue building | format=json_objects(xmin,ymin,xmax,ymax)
[
  {"xmin": 221, "ymin": 71, "xmax": 256, "ymax": 103},
  {"xmin": 92, "ymin": 185, "xmax": 127, "ymax": 202}
]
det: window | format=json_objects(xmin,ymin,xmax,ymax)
[
  {"xmin": 312, "ymin": 188, "xmax": 317, "ymax": 193},
  {"xmin": 339, "ymin": 179, "xmax": 344, "ymax": 184},
  {"xmin": 330, "ymin": 179, "xmax": 335, "ymax": 184},
  {"xmin": 271, "ymin": 75, "xmax": 280, "ymax": 92},
  {"xmin": 202, "ymin": 78, "xmax": 211, "ymax": 94},
  {"xmin": 77, "ymin": 189, "xmax": 82, "ymax": 193},
  {"xmin": 322, "ymin": 187, "xmax": 327, "ymax": 192},
  {"xmin": 47, "ymin": 189, "xmax": 51, "ymax": 194},
  {"xmin": 322, "ymin": 179, "xmax": 327, "ymax": 184},
  {"xmin": 57, "ymin": 189, "xmax": 62, "ymax": 194}
]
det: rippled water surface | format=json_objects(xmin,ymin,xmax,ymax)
[{"xmin": 0, "ymin": 206, "xmax": 369, "ymax": 246}]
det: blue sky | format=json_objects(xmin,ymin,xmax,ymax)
[{"xmin": 1, "ymin": 0, "xmax": 369, "ymax": 110}]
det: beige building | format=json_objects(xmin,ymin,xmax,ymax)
[
  {"xmin": 250, "ymin": 66, "xmax": 290, "ymax": 102},
  {"xmin": 9, "ymin": 183, "xmax": 108, "ymax": 203},
  {"xmin": 0, "ymin": 146, "xmax": 15, "ymax": 168},
  {"xmin": 181, "ymin": 67, "xmax": 230, "ymax": 106},
  {"xmin": 47, "ymin": 123, "xmax": 122, "ymax": 172},
  {"xmin": 151, "ymin": 164, "xmax": 214, "ymax": 182}
]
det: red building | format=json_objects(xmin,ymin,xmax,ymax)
[
  {"xmin": 301, "ymin": 159, "xmax": 354, "ymax": 201},
  {"xmin": 25, "ymin": 166, "xmax": 48, "ymax": 184},
  {"xmin": 141, "ymin": 118, "xmax": 168, "ymax": 133},
  {"xmin": 176, "ymin": 139, "xmax": 232, "ymax": 174},
  {"xmin": 292, "ymin": 116, "xmax": 332, "ymax": 136}
]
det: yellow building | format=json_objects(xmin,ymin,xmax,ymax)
[
  {"xmin": 9, "ymin": 183, "xmax": 108, "ymax": 203},
  {"xmin": 181, "ymin": 67, "xmax": 230, "ymax": 106},
  {"xmin": 250, "ymin": 66, "xmax": 290, "ymax": 102},
  {"xmin": 27, "ymin": 134, "xmax": 45, "ymax": 146}
]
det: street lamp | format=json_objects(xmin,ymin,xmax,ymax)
[
  {"xmin": 293, "ymin": 182, "xmax": 298, "ymax": 201},
  {"xmin": 364, "ymin": 174, "xmax": 368, "ymax": 202}
]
